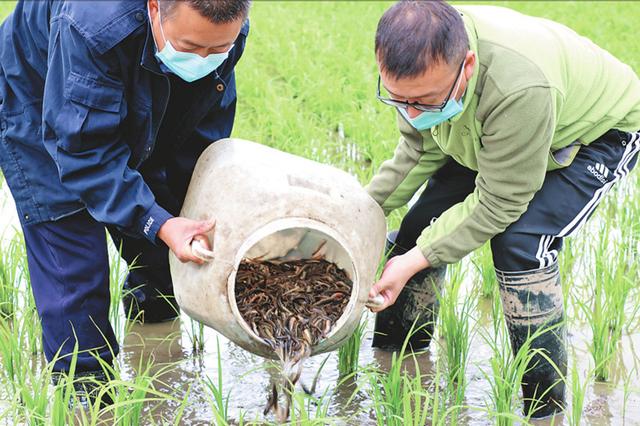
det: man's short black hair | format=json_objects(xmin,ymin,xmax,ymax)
[
  {"xmin": 375, "ymin": 0, "xmax": 468, "ymax": 80},
  {"xmin": 160, "ymin": 0, "xmax": 251, "ymax": 24}
]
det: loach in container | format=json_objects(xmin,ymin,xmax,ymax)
[{"xmin": 169, "ymin": 138, "xmax": 386, "ymax": 359}]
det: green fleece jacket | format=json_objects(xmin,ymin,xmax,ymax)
[{"xmin": 366, "ymin": 5, "xmax": 640, "ymax": 268}]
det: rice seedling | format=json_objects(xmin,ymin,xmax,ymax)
[
  {"xmin": 15, "ymin": 347, "xmax": 76, "ymax": 425},
  {"xmin": 187, "ymin": 318, "xmax": 206, "ymax": 354},
  {"xmin": 622, "ymin": 366, "xmax": 637, "ymax": 425},
  {"xmin": 365, "ymin": 323, "xmax": 419, "ymax": 426},
  {"xmin": 0, "ymin": 232, "xmax": 23, "ymax": 319},
  {"xmin": 287, "ymin": 385, "xmax": 335, "ymax": 425},
  {"xmin": 0, "ymin": 315, "xmax": 30, "ymax": 399},
  {"xmin": 170, "ymin": 384, "xmax": 193, "ymax": 426},
  {"xmin": 363, "ymin": 319, "xmax": 457, "ymax": 426},
  {"xmin": 577, "ymin": 221, "xmax": 635, "ymax": 381},
  {"xmin": 365, "ymin": 349, "xmax": 457, "ymax": 426},
  {"xmin": 82, "ymin": 355, "xmax": 177, "ymax": 426},
  {"xmin": 49, "ymin": 370, "xmax": 81, "ymax": 426},
  {"xmin": 436, "ymin": 261, "xmax": 476, "ymax": 408},
  {"xmin": 565, "ymin": 354, "xmax": 592, "ymax": 426},
  {"xmin": 337, "ymin": 315, "xmax": 367, "ymax": 377},
  {"xmin": 108, "ymin": 240, "xmax": 141, "ymax": 341},
  {"xmin": 481, "ymin": 287, "xmax": 562, "ymax": 424},
  {"xmin": 557, "ymin": 237, "xmax": 577, "ymax": 312},
  {"xmin": 471, "ymin": 243, "xmax": 496, "ymax": 299},
  {"xmin": 204, "ymin": 338, "xmax": 231, "ymax": 425}
]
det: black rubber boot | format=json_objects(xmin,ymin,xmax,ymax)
[
  {"xmin": 497, "ymin": 262, "xmax": 567, "ymax": 418},
  {"xmin": 372, "ymin": 231, "xmax": 446, "ymax": 351},
  {"xmin": 122, "ymin": 269, "xmax": 179, "ymax": 323},
  {"xmin": 52, "ymin": 369, "xmax": 114, "ymax": 409}
]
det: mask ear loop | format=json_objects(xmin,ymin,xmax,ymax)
[{"xmin": 453, "ymin": 59, "xmax": 468, "ymax": 103}]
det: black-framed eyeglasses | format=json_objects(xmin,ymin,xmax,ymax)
[{"xmin": 376, "ymin": 59, "xmax": 465, "ymax": 112}]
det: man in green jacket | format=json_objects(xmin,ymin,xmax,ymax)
[{"xmin": 366, "ymin": 0, "xmax": 640, "ymax": 418}]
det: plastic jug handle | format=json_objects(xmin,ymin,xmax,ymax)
[
  {"xmin": 365, "ymin": 294, "xmax": 385, "ymax": 309},
  {"xmin": 191, "ymin": 239, "xmax": 215, "ymax": 262}
]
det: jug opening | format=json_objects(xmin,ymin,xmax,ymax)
[{"xmin": 227, "ymin": 219, "xmax": 358, "ymax": 353}]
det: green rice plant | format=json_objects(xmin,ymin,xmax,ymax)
[
  {"xmin": 287, "ymin": 384, "xmax": 336, "ymax": 426},
  {"xmin": 565, "ymin": 354, "xmax": 592, "ymax": 426},
  {"xmin": 0, "ymin": 231, "xmax": 26, "ymax": 319},
  {"xmin": 557, "ymin": 237, "xmax": 577, "ymax": 313},
  {"xmin": 60, "ymin": 325, "xmax": 177, "ymax": 425},
  {"xmin": 471, "ymin": 243, "xmax": 496, "ymax": 299},
  {"xmin": 363, "ymin": 319, "xmax": 457, "ymax": 426},
  {"xmin": 407, "ymin": 373, "xmax": 436, "ymax": 426},
  {"xmin": 204, "ymin": 337, "xmax": 231, "ymax": 425},
  {"xmin": 108, "ymin": 240, "xmax": 141, "ymax": 341},
  {"xmin": 15, "ymin": 284, "xmax": 43, "ymax": 356},
  {"xmin": 0, "ymin": 317, "xmax": 29, "ymax": 398},
  {"xmin": 188, "ymin": 318, "xmax": 206, "ymax": 354},
  {"xmin": 481, "ymin": 287, "xmax": 561, "ymax": 424},
  {"xmin": 577, "ymin": 221, "xmax": 635, "ymax": 381},
  {"xmin": 365, "ymin": 323, "xmax": 419, "ymax": 426},
  {"xmin": 365, "ymin": 356, "xmax": 420, "ymax": 426},
  {"xmin": 437, "ymin": 261, "xmax": 476, "ymax": 408},
  {"xmin": 85, "ymin": 356, "xmax": 176, "ymax": 426},
  {"xmin": 17, "ymin": 347, "xmax": 76, "ymax": 425},
  {"xmin": 14, "ymin": 359, "xmax": 51, "ymax": 424},
  {"xmin": 621, "ymin": 366, "xmax": 637, "ymax": 425},
  {"xmin": 49, "ymin": 371, "xmax": 80, "ymax": 426},
  {"xmin": 181, "ymin": 310, "xmax": 206, "ymax": 355},
  {"xmin": 337, "ymin": 314, "xmax": 367, "ymax": 377},
  {"xmin": 0, "ymin": 335, "xmax": 72, "ymax": 425},
  {"xmin": 365, "ymin": 350, "xmax": 456, "ymax": 426}
]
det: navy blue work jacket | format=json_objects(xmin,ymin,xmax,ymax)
[{"xmin": 0, "ymin": 0, "xmax": 248, "ymax": 242}]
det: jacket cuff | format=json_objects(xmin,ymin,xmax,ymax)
[
  {"xmin": 416, "ymin": 235, "xmax": 443, "ymax": 268},
  {"xmin": 138, "ymin": 203, "xmax": 173, "ymax": 244}
]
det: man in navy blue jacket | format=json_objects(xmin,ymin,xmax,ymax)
[{"xmin": 0, "ymin": 0, "xmax": 249, "ymax": 379}]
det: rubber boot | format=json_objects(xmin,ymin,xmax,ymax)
[
  {"xmin": 497, "ymin": 262, "xmax": 567, "ymax": 418},
  {"xmin": 372, "ymin": 231, "xmax": 446, "ymax": 351},
  {"xmin": 52, "ymin": 369, "xmax": 114, "ymax": 409},
  {"xmin": 122, "ymin": 269, "xmax": 179, "ymax": 323}
]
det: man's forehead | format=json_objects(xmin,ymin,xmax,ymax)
[{"xmin": 381, "ymin": 67, "xmax": 450, "ymax": 99}]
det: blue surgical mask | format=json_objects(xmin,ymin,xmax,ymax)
[
  {"xmin": 150, "ymin": 4, "xmax": 232, "ymax": 82},
  {"xmin": 399, "ymin": 72, "xmax": 466, "ymax": 131}
]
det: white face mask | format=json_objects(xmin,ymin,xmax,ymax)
[{"xmin": 150, "ymin": 2, "xmax": 233, "ymax": 82}]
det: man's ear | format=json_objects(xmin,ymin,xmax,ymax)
[
  {"xmin": 463, "ymin": 50, "xmax": 476, "ymax": 81},
  {"xmin": 148, "ymin": 0, "xmax": 159, "ymax": 21}
]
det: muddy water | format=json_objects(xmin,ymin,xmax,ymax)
[{"xmin": 115, "ymin": 297, "xmax": 640, "ymax": 425}]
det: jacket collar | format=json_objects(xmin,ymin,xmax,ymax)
[
  {"xmin": 78, "ymin": 1, "xmax": 148, "ymax": 56},
  {"xmin": 447, "ymin": 9, "xmax": 480, "ymax": 125}
]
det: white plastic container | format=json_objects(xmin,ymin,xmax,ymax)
[{"xmin": 169, "ymin": 139, "xmax": 386, "ymax": 359}]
